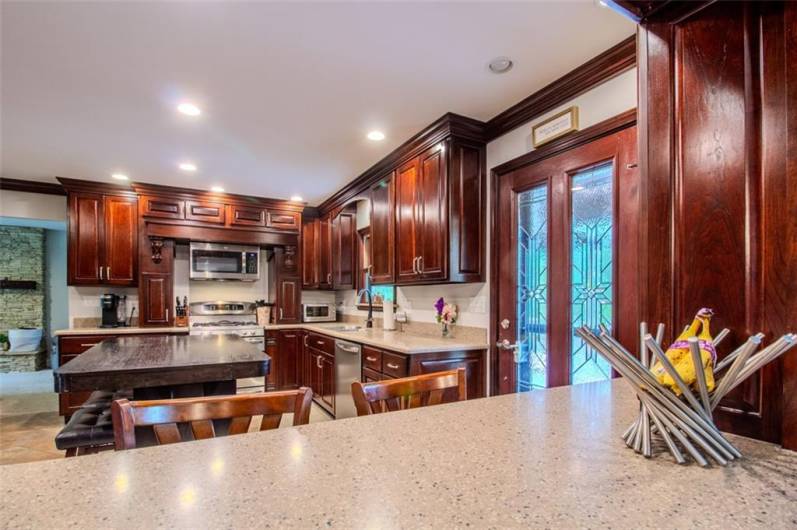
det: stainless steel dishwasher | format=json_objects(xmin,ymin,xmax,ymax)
[{"xmin": 334, "ymin": 339, "xmax": 362, "ymax": 419}]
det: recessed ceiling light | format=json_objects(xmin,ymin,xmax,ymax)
[
  {"xmin": 290, "ymin": 195, "xmax": 303, "ymax": 202},
  {"xmin": 367, "ymin": 130, "xmax": 385, "ymax": 141},
  {"xmin": 177, "ymin": 102, "xmax": 201, "ymax": 116},
  {"xmin": 111, "ymin": 173, "xmax": 128, "ymax": 181},
  {"xmin": 488, "ymin": 57, "xmax": 514, "ymax": 74},
  {"xmin": 210, "ymin": 186, "xmax": 224, "ymax": 193},
  {"xmin": 179, "ymin": 162, "xmax": 197, "ymax": 172}
]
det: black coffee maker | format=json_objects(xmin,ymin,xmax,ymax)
[{"xmin": 100, "ymin": 293, "xmax": 121, "ymax": 328}]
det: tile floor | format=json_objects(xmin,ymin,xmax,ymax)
[{"xmin": 0, "ymin": 370, "xmax": 332, "ymax": 466}]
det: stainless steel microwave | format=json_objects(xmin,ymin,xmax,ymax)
[
  {"xmin": 189, "ymin": 242, "xmax": 260, "ymax": 281},
  {"xmin": 302, "ymin": 303, "xmax": 336, "ymax": 322}
]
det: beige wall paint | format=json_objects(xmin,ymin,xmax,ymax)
[{"xmin": 0, "ymin": 190, "xmax": 66, "ymax": 222}]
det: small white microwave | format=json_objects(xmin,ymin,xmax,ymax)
[
  {"xmin": 302, "ymin": 303, "xmax": 336, "ymax": 322},
  {"xmin": 189, "ymin": 242, "xmax": 260, "ymax": 281}
]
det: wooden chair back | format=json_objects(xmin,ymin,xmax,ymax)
[
  {"xmin": 111, "ymin": 387, "xmax": 313, "ymax": 450},
  {"xmin": 351, "ymin": 368, "xmax": 466, "ymax": 416}
]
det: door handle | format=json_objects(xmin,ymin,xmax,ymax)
[
  {"xmin": 497, "ymin": 339, "xmax": 520, "ymax": 363},
  {"xmin": 279, "ymin": 308, "xmax": 283, "ymax": 320},
  {"xmin": 365, "ymin": 356, "xmax": 377, "ymax": 362},
  {"xmin": 337, "ymin": 345, "xmax": 359, "ymax": 354},
  {"xmin": 412, "ymin": 256, "xmax": 418, "ymax": 274},
  {"xmin": 386, "ymin": 362, "xmax": 400, "ymax": 370},
  {"xmin": 316, "ymin": 356, "xmax": 323, "ymax": 369},
  {"xmin": 418, "ymin": 256, "xmax": 423, "ymax": 273},
  {"xmin": 99, "ymin": 266, "xmax": 103, "ymax": 280},
  {"xmin": 166, "ymin": 308, "xmax": 169, "ymax": 322},
  {"xmin": 106, "ymin": 266, "xmax": 111, "ymax": 279}
]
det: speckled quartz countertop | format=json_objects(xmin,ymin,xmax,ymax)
[
  {"xmin": 2, "ymin": 381, "xmax": 795, "ymax": 529},
  {"xmin": 54, "ymin": 326, "xmax": 189, "ymax": 336},
  {"xmin": 265, "ymin": 323, "xmax": 488, "ymax": 354}
]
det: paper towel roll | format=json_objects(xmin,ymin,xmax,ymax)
[{"xmin": 382, "ymin": 301, "xmax": 395, "ymax": 330}]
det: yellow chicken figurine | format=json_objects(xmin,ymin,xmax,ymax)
[{"xmin": 651, "ymin": 308, "xmax": 717, "ymax": 395}]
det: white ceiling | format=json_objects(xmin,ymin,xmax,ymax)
[{"xmin": 1, "ymin": 1, "xmax": 634, "ymax": 205}]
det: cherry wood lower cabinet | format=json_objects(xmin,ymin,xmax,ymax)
[
  {"xmin": 360, "ymin": 344, "xmax": 485, "ymax": 400},
  {"xmin": 266, "ymin": 330, "xmax": 301, "ymax": 391},
  {"xmin": 56, "ymin": 332, "xmax": 185, "ymax": 418}
]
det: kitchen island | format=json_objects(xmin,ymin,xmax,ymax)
[
  {"xmin": 2, "ymin": 380, "xmax": 794, "ymax": 528},
  {"xmin": 54, "ymin": 334, "xmax": 270, "ymax": 399}
]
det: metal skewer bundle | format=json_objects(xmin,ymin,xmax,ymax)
[{"xmin": 575, "ymin": 324, "xmax": 796, "ymax": 467}]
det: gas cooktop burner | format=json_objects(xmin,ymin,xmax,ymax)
[{"xmin": 191, "ymin": 320, "xmax": 258, "ymax": 328}]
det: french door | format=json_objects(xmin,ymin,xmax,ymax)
[{"xmin": 494, "ymin": 124, "xmax": 639, "ymax": 394}]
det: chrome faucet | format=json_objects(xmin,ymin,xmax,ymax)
[{"xmin": 358, "ymin": 288, "xmax": 374, "ymax": 328}]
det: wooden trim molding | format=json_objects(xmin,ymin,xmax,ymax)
[
  {"xmin": 0, "ymin": 177, "xmax": 66, "ymax": 196},
  {"xmin": 132, "ymin": 181, "xmax": 305, "ymax": 212},
  {"xmin": 492, "ymin": 108, "xmax": 637, "ymax": 176},
  {"xmin": 488, "ymin": 110, "xmax": 637, "ymax": 395},
  {"xmin": 484, "ymin": 36, "xmax": 636, "ymax": 141},
  {"xmin": 316, "ymin": 112, "xmax": 485, "ymax": 214}
]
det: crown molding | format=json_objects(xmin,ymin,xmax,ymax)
[
  {"xmin": 0, "ymin": 178, "xmax": 66, "ymax": 196},
  {"xmin": 484, "ymin": 35, "xmax": 636, "ymax": 141}
]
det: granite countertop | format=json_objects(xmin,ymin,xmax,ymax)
[
  {"xmin": 2, "ymin": 380, "xmax": 795, "ymax": 529},
  {"xmin": 55, "ymin": 326, "xmax": 189, "ymax": 336},
  {"xmin": 265, "ymin": 323, "xmax": 489, "ymax": 354},
  {"xmin": 54, "ymin": 335, "xmax": 269, "ymax": 392}
]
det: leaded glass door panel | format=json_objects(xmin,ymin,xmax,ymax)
[{"xmin": 494, "ymin": 123, "xmax": 638, "ymax": 395}]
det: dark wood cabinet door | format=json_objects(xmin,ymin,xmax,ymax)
[
  {"xmin": 185, "ymin": 200, "xmax": 226, "ymax": 224},
  {"xmin": 309, "ymin": 350, "xmax": 324, "ymax": 405},
  {"xmin": 103, "ymin": 195, "xmax": 137, "ymax": 285},
  {"xmin": 369, "ymin": 172, "xmax": 395, "ymax": 284},
  {"xmin": 140, "ymin": 272, "xmax": 172, "ymax": 326},
  {"xmin": 319, "ymin": 352, "xmax": 335, "ymax": 414},
  {"xmin": 395, "ymin": 157, "xmax": 421, "ymax": 283},
  {"xmin": 332, "ymin": 211, "xmax": 356, "ymax": 290},
  {"xmin": 68, "ymin": 193, "xmax": 103, "ymax": 285},
  {"xmin": 229, "ymin": 205, "xmax": 266, "ymax": 227},
  {"xmin": 448, "ymin": 141, "xmax": 484, "ymax": 282},
  {"xmin": 140, "ymin": 195, "xmax": 184, "ymax": 220},
  {"xmin": 276, "ymin": 278, "xmax": 300, "ymax": 323},
  {"xmin": 277, "ymin": 330, "xmax": 301, "ymax": 389},
  {"xmin": 417, "ymin": 145, "xmax": 448, "ymax": 281},
  {"xmin": 302, "ymin": 219, "xmax": 319, "ymax": 288},
  {"xmin": 318, "ymin": 215, "xmax": 333, "ymax": 289},
  {"xmin": 265, "ymin": 332, "xmax": 278, "ymax": 390}
]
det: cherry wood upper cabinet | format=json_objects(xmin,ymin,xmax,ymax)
[
  {"xmin": 395, "ymin": 157, "xmax": 421, "ymax": 283},
  {"xmin": 103, "ymin": 195, "xmax": 137, "ymax": 285},
  {"xmin": 185, "ymin": 200, "xmax": 226, "ymax": 224},
  {"xmin": 332, "ymin": 209, "xmax": 356, "ymax": 290},
  {"xmin": 417, "ymin": 144, "xmax": 447, "ymax": 281},
  {"xmin": 369, "ymin": 172, "xmax": 395, "ymax": 284},
  {"xmin": 302, "ymin": 218, "xmax": 319, "ymax": 289},
  {"xmin": 140, "ymin": 195, "xmax": 184, "ymax": 220},
  {"xmin": 68, "ymin": 193, "xmax": 103, "ymax": 284},
  {"xmin": 67, "ymin": 191, "xmax": 138, "ymax": 286},
  {"xmin": 391, "ymin": 139, "xmax": 483, "ymax": 285},
  {"xmin": 318, "ymin": 215, "xmax": 333, "ymax": 289}
]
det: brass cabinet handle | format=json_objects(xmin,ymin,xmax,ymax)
[
  {"xmin": 80, "ymin": 343, "xmax": 99, "ymax": 347},
  {"xmin": 316, "ymin": 356, "xmax": 323, "ymax": 369},
  {"xmin": 316, "ymin": 340, "xmax": 324, "ymax": 346},
  {"xmin": 166, "ymin": 309, "xmax": 169, "ymax": 322},
  {"xmin": 366, "ymin": 356, "xmax": 377, "ymax": 362},
  {"xmin": 418, "ymin": 256, "xmax": 423, "ymax": 273},
  {"xmin": 98, "ymin": 266, "xmax": 103, "ymax": 280},
  {"xmin": 386, "ymin": 362, "xmax": 399, "ymax": 370}
]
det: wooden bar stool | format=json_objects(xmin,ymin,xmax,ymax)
[
  {"xmin": 110, "ymin": 388, "xmax": 313, "ymax": 450},
  {"xmin": 351, "ymin": 368, "xmax": 466, "ymax": 416}
]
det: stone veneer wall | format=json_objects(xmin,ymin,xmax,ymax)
[{"xmin": 0, "ymin": 226, "xmax": 47, "ymax": 371}]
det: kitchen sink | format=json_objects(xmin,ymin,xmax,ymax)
[{"xmin": 327, "ymin": 325, "xmax": 363, "ymax": 332}]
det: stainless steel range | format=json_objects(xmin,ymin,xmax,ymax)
[{"xmin": 189, "ymin": 301, "xmax": 265, "ymax": 393}]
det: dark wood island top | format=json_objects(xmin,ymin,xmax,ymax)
[{"xmin": 54, "ymin": 335, "xmax": 270, "ymax": 393}]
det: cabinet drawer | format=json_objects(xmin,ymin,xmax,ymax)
[
  {"xmin": 362, "ymin": 367, "xmax": 382, "ymax": 383},
  {"xmin": 59, "ymin": 391, "xmax": 93, "ymax": 417},
  {"xmin": 266, "ymin": 210, "xmax": 300, "ymax": 231},
  {"xmin": 382, "ymin": 351, "xmax": 408, "ymax": 378},
  {"xmin": 140, "ymin": 195, "xmax": 185, "ymax": 219},
  {"xmin": 58, "ymin": 336, "xmax": 109, "ymax": 356},
  {"xmin": 306, "ymin": 332, "xmax": 334, "ymax": 355},
  {"xmin": 185, "ymin": 200, "xmax": 226, "ymax": 224},
  {"xmin": 362, "ymin": 346, "xmax": 382, "ymax": 372},
  {"xmin": 230, "ymin": 205, "xmax": 266, "ymax": 227}
]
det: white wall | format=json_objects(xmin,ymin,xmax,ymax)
[
  {"xmin": 45, "ymin": 229, "xmax": 68, "ymax": 339},
  {"xmin": 0, "ymin": 190, "xmax": 66, "ymax": 222},
  {"xmin": 67, "ymin": 286, "xmax": 138, "ymax": 326}
]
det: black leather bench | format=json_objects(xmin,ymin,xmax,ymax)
[{"xmin": 55, "ymin": 390, "xmax": 131, "ymax": 457}]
